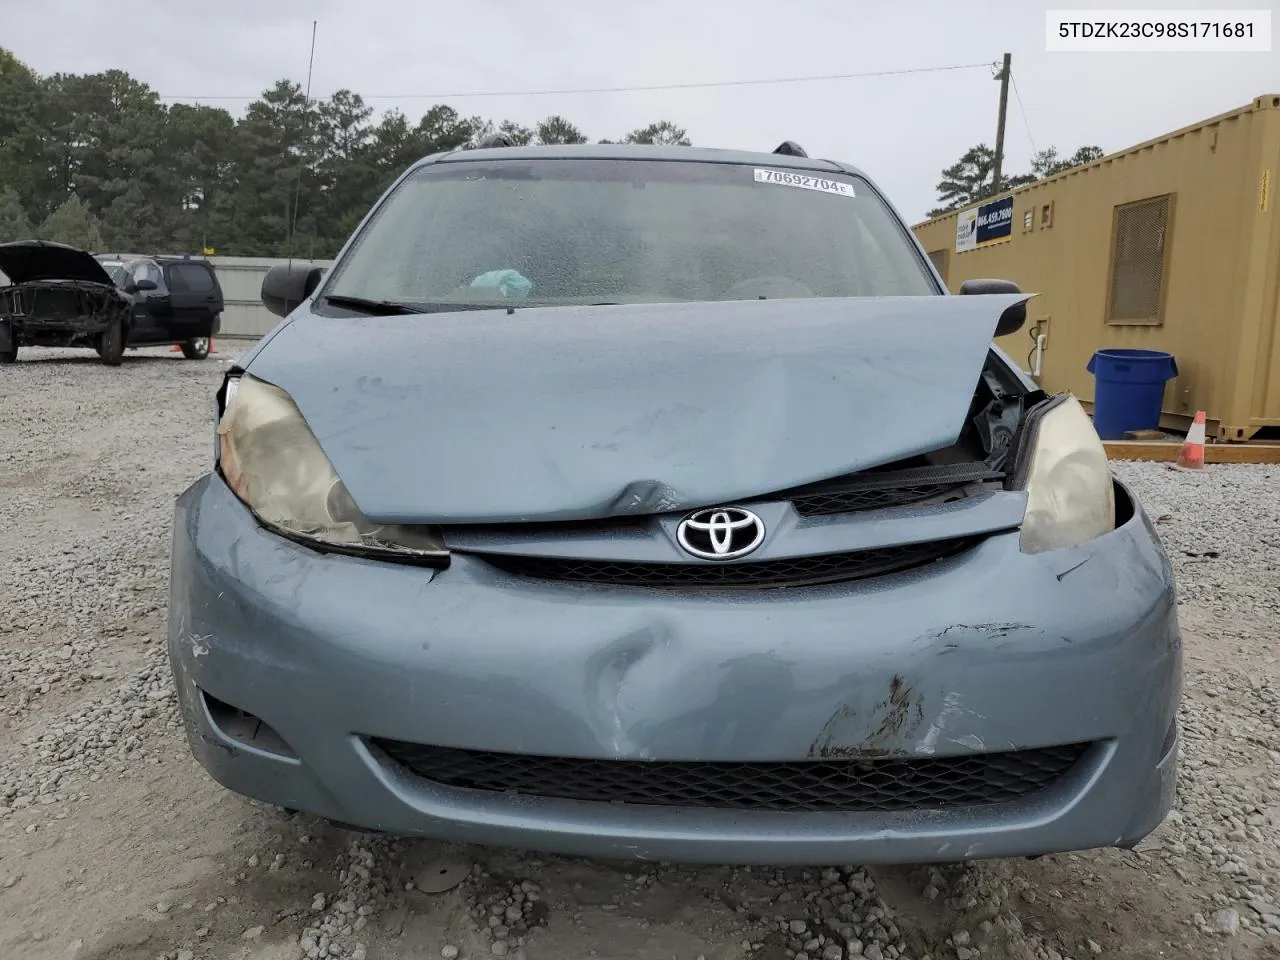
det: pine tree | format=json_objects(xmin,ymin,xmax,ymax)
[
  {"xmin": 623, "ymin": 121, "xmax": 691, "ymax": 146},
  {"xmin": 536, "ymin": 116, "xmax": 587, "ymax": 145},
  {"xmin": 0, "ymin": 187, "xmax": 34, "ymax": 242},
  {"xmin": 38, "ymin": 194, "xmax": 106, "ymax": 250}
]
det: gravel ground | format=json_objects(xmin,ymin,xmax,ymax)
[{"xmin": 2, "ymin": 343, "xmax": 1280, "ymax": 960}]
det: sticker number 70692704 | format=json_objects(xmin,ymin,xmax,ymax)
[{"xmin": 753, "ymin": 168, "xmax": 856, "ymax": 198}]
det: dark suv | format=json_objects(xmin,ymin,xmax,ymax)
[{"xmin": 96, "ymin": 254, "xmax": 224, "ymax": 359}]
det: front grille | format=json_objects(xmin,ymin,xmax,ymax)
[
  {"xmin": 790, "ymin": 482, "xmax": 973, "ymax": 517},
  {"xmin": 780, "ymin": 463, "xmax": 1004, "ymax": 518},
  {"xmin": 477, "ymin": 537, "xmax": 977, "ymax": 588},
  {"xmin": 372, "ymin": 739, "xmax": 1091, "ymax": 812}
]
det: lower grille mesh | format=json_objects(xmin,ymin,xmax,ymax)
[
  {"xmin": 476, "ymin": 537, "xmax": 978, "ymax": 588},
  {"xmin": 372, "ymin": 739, "xmax": 1090, "ymax": 812}
]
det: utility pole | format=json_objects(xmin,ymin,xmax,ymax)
[{"xmin": 991, "ymin": 53, "xmax": 1012, "ymax": 194}]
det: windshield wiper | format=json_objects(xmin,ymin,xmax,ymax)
[
  {"xmin": 321, "ymin": 295, "xmax": 428, "ymax": 316},
  {"xmin": 322, "ymin": 295, "xmax": 514, "ymax": 316}
]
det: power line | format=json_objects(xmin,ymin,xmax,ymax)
[
  {"xmin": 1009, "ymin": 70, "xmax": 1038, "ymax": 157},
  {"xmin": 286, "ymin": 20, "xmax": 318, "ymax": 265},
  {"xmin": 155, "ymin": 61, "xmax": 994, "ymax": 103}
]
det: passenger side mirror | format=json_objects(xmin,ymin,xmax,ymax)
[
  {"xmin": 960, "ymin": 278, "xmax": 1028, "ymax": 338},
  {"xmin": 134, "ymin": 279, "xmax": 158, "ymax": 292},
  {"xmin": 262, "ymin": 262, "xmax": 325, "ymax": 318}
]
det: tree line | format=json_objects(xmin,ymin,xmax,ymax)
[
  {"xmin": 0, "ymin": 47, "xmax": 691, "ymax": 258},
  {"xmin": 0, "ymin": 46, "xmax": 1109, "ymax": 255},
  {"xmin": 927, "ymin": 143, "xmax": 1105, "ymax": 218}
]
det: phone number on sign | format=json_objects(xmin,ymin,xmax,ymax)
[{"xmin": 1059, "ymin": 20, "xmax": 1254, "ymax": 37}]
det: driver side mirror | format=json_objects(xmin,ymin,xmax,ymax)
[
  {"xmin": 262, "ymin": 262, "xmax": 325, "ymax": 318},
  {"xmin": 134, "ymin": 279, "xmax": 158, "ymax": 292},
  {"xmin": 960, "ymin": 278, "xmax": 1028, "ymax": 338}
]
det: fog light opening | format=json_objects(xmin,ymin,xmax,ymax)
[
  {"xmin": 202, "ymin": 691, "xmax": 298, "ymax": 759},
  {"xmin": 1159, "ymin": 719, "xmax": 1178, "ymax": 761}
]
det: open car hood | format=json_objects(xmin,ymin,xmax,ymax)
[
  {"xmin": 0, "ymin": 240, "xmax": 114, "ymax": 286},
  {"xmin": 244, "ymin": 294, "xmax": 1029, "ymax": 524}
]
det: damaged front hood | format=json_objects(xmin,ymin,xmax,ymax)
[
  {"xmin": 246, "ymin": 294, "xmax": 1027, "ymax": 524},
  {"xmin": 0, "ymin": 240, "xmax": 115, "ymax": 287}
]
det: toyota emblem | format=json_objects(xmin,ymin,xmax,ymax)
[{"xmin": 676, "ymin": 507, "xmax": 765, "ymax": 561}]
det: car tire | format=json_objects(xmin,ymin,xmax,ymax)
[
  {"xmin": 0, "ymin": 344, "xmax": 16, "ymax": 364},
  {"xmin": 181, "ymin": 337, "xmax": 210, "ymax": 360},
  {"xmin": 97, "ymin": 317, "xmax": 125, "ymax": 366}
]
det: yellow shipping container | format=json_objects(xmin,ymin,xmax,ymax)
[{"xmin": 912, "ymin": 94, "xmax": 1280, "ymax": 442}]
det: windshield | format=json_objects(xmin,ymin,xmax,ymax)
[
  {"xmin": 100, "ymin": 263, "xmax": 128, "ymax": 286},
  {"xmin": 320, "ymin": 158, "xmax": 937, "ymax": 310}
]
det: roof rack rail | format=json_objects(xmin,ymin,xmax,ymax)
[
  {"xmin": 773, "ymin": 141, "xmax": 808, "ymax": 157},
  {"xmin": 475, "ymin": 133, "xmax": 515, "ymax": 149}
]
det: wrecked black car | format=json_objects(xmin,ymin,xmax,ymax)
[{"xmin": 0, "ymin": 240, "xmax": 134, "ymax": 366}]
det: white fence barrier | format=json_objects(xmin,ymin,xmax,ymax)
[{"xmin": 210, "ymin": 256, "xmax": 334, "ymax": 339}]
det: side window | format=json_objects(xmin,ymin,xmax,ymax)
[
  {"xmin": 188, "ymin": 264, "xmax": 216, "ymax": 293},
  {"xmin": 169, "ymin": 263, "xmax": 216, "ymax": 294},
  {"xmin": 166, "ymin": 264, "xmax": 189, "ymax": 293},
  {"xmin": 132, "ymin": 261, "xmax": 164, "ymax": 290}
]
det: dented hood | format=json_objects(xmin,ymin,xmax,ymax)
[
  {"xmin": 0, "ymin": 240, "xmax": 114, "ymax": 286},
  {"xmin": 245, "ymin": 294, "xmax": 1026, "ymax": 524}
]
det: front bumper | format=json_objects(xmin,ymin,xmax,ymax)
[
  {"xmin": 3, "ymin": 315, "xmax": 112, "ymax": 348},
  {"xmin": 168, "ymin": 475, "xmax": 1181, "ymax": 865}
]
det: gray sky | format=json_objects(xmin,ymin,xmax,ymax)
[{"xmin": 2, "ymin": 0, "xmax": 1275, "ymax": 222}]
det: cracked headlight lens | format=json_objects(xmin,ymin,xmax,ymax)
[
  {"xmin": 217, "ymin": 373, "xmax": 447, "ymax": 560},
  {"xmin": 1019, "ymin": 395, "xmax": 1115, "ymax": 555}
]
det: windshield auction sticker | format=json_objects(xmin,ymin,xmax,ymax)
[{"xmin": 754, "ymin": 168, "xmax": 856, "ymax": 198}]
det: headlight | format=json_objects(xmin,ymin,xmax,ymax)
[
  {"xmin": 217, "ymin": 373, "xmax": 447, "ymax": 561},
  {"xmin": 1019, "ymin": 395, "xmax": 1115, "ymax": 555}
]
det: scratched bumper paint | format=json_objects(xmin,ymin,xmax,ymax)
[{"xmin": 167, "ymin": 474, "xmax": 1181, "ymax": 865}]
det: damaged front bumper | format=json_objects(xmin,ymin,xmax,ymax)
[
  {"xmin": 1, "ymin": 281, "xmax": 127, "ymax": 349},
  {"xmin": 167, "ymin": 474, "xmax": 1180, "ymax": 865}
]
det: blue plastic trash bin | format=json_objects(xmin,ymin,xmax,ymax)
[{"xmin": 1086, "ymin": 348, "xmax": 1178, "ymax": 440}]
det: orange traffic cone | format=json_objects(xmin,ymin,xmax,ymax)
[
  {"xmin": 171, "ymin": 344, "xmax": 181, "ymax": 352},
  {"xmin": 209, "ymin": 338, "xmax": 216, "ymax": 354},
  {"xmin": 1176, "ymin": 410, "xmax": 1206, "ymax": 470}
]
